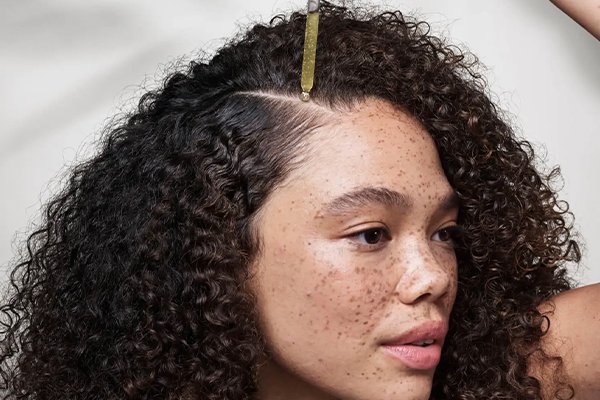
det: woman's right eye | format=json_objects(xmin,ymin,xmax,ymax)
[{"xmin": 347, "ymin": 227, "xmax": 391, "ymax": 248}]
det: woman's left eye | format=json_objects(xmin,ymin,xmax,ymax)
[{"xmin": 431, "ymin": 225, "xmax": 464, "ymax": 246}]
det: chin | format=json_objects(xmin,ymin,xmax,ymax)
[{"xmin": 329, "ymin": 373, "xmax": 434, "ymax": 400}]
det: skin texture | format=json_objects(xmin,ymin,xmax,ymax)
[
  {"xmin": 249, "ymin": 99, "xmax": 459, "ymax": 400},
  {"xmin": 530, "ymin": 283, "xmax": 600, "ymax": 400}
]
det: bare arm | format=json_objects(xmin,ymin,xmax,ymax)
[
  {"xmin": 550, "ymin": 0, "xmax": 600, "ymax": 40},
  {"xmin": 532, "ymin": 284, "xmax": 600, "ymax": 399}
]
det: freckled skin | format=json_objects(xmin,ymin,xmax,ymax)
[{"xmin": 249, "ymin": 99, "xmax": 459, "ymax": 400}]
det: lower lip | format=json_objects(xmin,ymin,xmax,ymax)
[{"xmin": 381, "ymin": 343, "xmax": 442, "ymax": 370}]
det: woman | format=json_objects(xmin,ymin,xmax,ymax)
[{"xmin": 0, "ymin": 2, "xmax": 597, "ymax": 399}]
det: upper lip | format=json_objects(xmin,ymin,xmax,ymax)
[{"xmin": 380, "ymin": 320, "xmax": 448, "ymax": 346}]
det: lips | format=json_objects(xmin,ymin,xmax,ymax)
[
  {"xmin": 380, "ymin": 320, "xmax": 448, "ymax": 346},
  {"xmin": 379, "ymin": 320, "xmax": 448, "ymax": 370}
]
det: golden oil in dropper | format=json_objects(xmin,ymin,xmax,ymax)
[{"xmin": 300, "ymin": 0, "xmax": 320, "ymax": 101}]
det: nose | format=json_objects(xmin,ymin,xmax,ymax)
[{"xmin": 393, "ymin": 239, "xmax": 454, "ymax": 305}]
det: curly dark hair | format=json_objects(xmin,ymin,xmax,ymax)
[{"xmin": 0, "ymin": 2, "xmax": 581, "ymax": 399}]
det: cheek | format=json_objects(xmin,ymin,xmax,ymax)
[
  {"xmin": 254, "ymin": 241, "xmax": 394, "ymax": 346},
  {"xmin": 309, "ymin": 260, "xmax": 393, "ymax": 339}
]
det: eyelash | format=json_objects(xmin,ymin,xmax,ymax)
[{"xmin": 347, "ymin": 225, "xmax": 464, "ymax": 250}]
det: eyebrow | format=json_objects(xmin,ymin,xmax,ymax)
[{"xmin": 320, "ymin": 186, "xmax": 460, "ymax": 216}]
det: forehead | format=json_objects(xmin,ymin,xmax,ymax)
[
  {"xmin": 294, "ymin": 99, "xmax": 446, "ymax": 184},
  {"xmin": 261, "ymin": 99, "xmax": 453, "ymax": 214}
]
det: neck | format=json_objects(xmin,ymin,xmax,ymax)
[{"xmin": 254, "ymin": 358, "xmax": 341, "ymax": 400}]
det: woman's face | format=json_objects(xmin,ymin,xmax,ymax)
[{"xmin": 250, "ymin": 99, "xmax": 459, "ymax": 400}]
